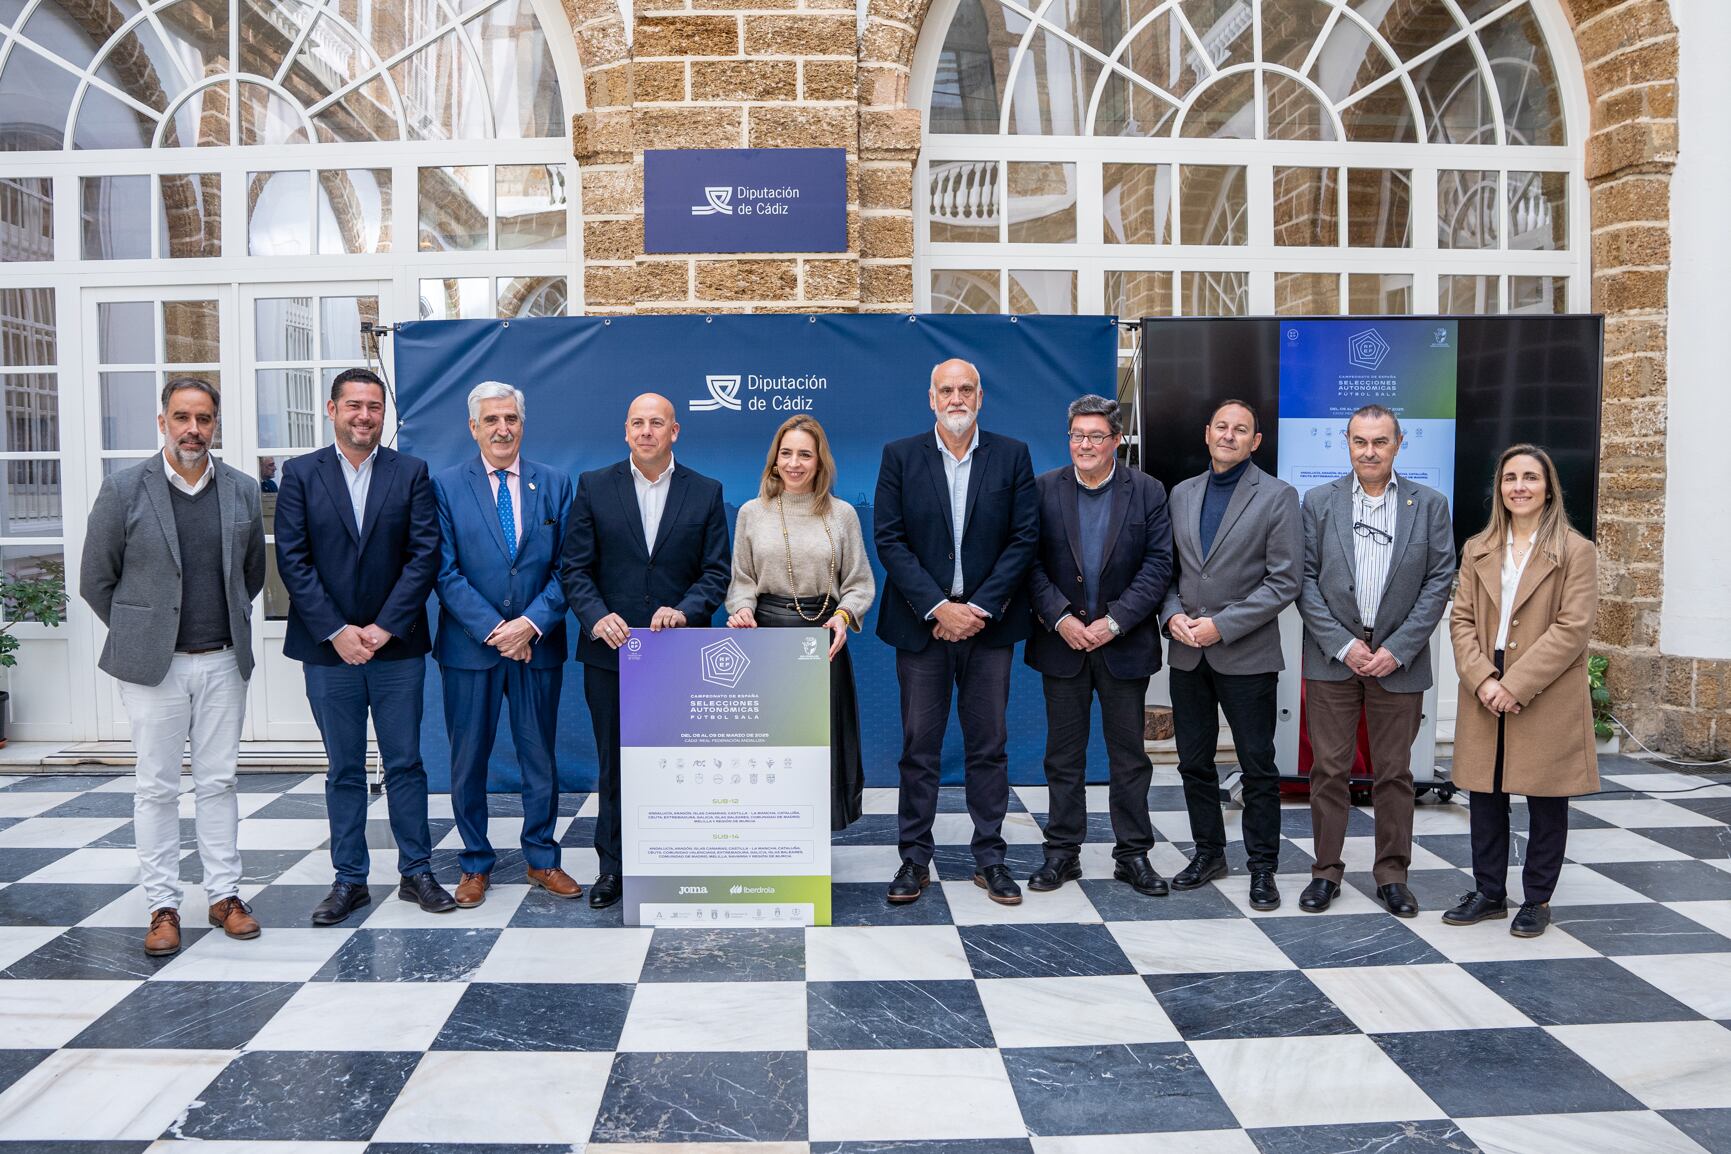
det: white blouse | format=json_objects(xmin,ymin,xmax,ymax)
[{"xmin": 1495, "ymin": 530, "xmax": 1537, "ymax": 652}]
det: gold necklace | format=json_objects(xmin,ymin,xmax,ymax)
[{"xmin": 777, "ymin": 493, "xmax": 836, "ymax": 623}]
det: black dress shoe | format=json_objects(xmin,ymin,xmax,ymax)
[
  {"xmin": 310, "ymin": 881, "xmax": 371, "ymax": 926},
  {"xmin": 886, "ymin": 861, "xmax": 931, "ymax": 904},
  {"xmin": 1027, "ymin": 856, "xmax": 1082, "ymax": 892},
  {"xmin": 1378, "ymin": 882, "xmax": 1419, "ymax": 919},
  {"xmin": 1442, "ymin": 891, "xmax": 1508, "ymax": 926},
  {"xmin": 1249, "ymin": 870, "xmax": 1281, "ymax": 911},
  {"xmin": 1113, "ymin": 856, "xmax": 1169, "ymax": 897},
  {"xmin": 1171, "ymin": 853, "xmax": 1227, "ymax": 891},
  {"xmin": 1298, "ymin": 878, "xmax": 1339, "ymax": 913},
  {"xmin": 399, "ymin": 872, "xmax": 457, "ymax": 913},
  {"xmin": 1510, "ymin": 902, "xmax": 1551, "ymax": 938},
  {"xmin": 974, "ymin": 864, "xmax": 1023, "ymax": 905},
  {"xmin": 589, "ymin": 873, "xmax": 623, "ymax": 910}
]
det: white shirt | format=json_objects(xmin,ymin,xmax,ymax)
[
  {"xmin": 929, "ymin": 425, "xmax": 982, "ymax": 619},
  {"xmin": 1335, "ymin": 474, "xmax": 1398, "ymax": 664},
  {"xmin": 483, "ymin": 456, "xmax": 524, "ymax": 546},
  {"xmin": 631, "ymin": 455, "xmax": 675, "ymax": 551},
  {"xmin": 163, "ymin": 451, "xmax": 214, "ymax": 496},
  {"xmin": 1495, "ymin": 530, "xmax": 1537, "ymax": 652},
  {"xmin": 337, "ymin": 445, "xmax": 379, "ymax": 535}
]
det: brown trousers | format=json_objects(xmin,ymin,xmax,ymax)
[{"xmin": 1304, "ymin": 675, "xmax": 1423, "ymax": 885}]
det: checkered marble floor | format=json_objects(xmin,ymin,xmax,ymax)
[{"xmin": 1, "ymin": 756, "xmax": 1730, "ymax": 1153}]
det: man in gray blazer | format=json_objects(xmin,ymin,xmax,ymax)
[
  {"xmin": 1160, "ymin": 400, "xmax": 1300, "ymax": 911},
  {"xmin": 1295, "ymin": 403, "xmax": 1455, "ymax": 917},
  {"xmin": 81, "ymin": 377, "xmax": 267, "ymax": 956}
]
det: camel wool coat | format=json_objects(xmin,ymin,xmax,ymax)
[{"xmin": 1449, "ymin": 527, "xmax": 1599, "ymax": 797}]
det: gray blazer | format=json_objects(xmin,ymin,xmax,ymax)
[
  {"xmin": 1296, "ymin": 471, "xmax": 1455, "ymax": 693},
  {"xmin": 80, "ymin": 456, "xmax": 267, "ymax": 686},
  {"xmin": 1159, "ymin": 462, "xmax": 1301, "ymax": 675}
]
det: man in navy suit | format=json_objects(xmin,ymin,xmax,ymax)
[
  {"xmin": 558, "ymin": 393, "xmax": 731, "ymax": 910},
  {"xmin": 875, "ymin": 357, "xmax": 1038, "ymax": 907},
  {"xmin": 432, "ymin": 382, "xmax": 579, "ymax": 909},
  {"xmin": 275, "ymin": 367, "xmax": 455, "ymax": 925},
  {"xmin": 1025, "ymin": 395, "xmax": 1173, "ymax": 898}
]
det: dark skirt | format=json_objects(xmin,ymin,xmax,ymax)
[{"xmin": 753, "ymin": 595, "xmax": 864, "ymax": 831}]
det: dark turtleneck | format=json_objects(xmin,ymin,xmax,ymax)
[{"xmin": 1199, "ymin": 456, "xmax": 1251, "ymax": 557}]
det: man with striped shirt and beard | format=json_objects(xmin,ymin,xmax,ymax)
[{"xmin": 1294, "ymin": 404, "xmax": 1455, "ymax": 918}]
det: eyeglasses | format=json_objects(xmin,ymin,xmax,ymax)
[
  {"xmin": 1352, "ymin": 520, "xmax": 1393, "ymax": 545},
  {"xmin": 1067, "ymin": 431, "xmax": 1114, "ymax": 445}
]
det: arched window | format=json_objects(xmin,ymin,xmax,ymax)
[{"xmin": 914, "ymin": 0, "xmax": 1584, "ymax": 323}]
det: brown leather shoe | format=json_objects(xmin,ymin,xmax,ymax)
[
  {"xmin": 454, "ymin": 872, "xmax": 490, "ymax": 908},
  {"xmin": 145, "ymin": 907, "xmax": 181, "ymax": 956},
  {"xmin": 208, "ymin": 896, "xmax": 260, "ymax": 940},
  {"xmin": 525, "ymin": 866, "xmax": 583, "ymax": 898}
]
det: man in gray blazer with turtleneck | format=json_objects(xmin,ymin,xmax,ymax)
[{"xmin": 1160, "ymin": 400, "xmax": 1300, "ymax": 911}]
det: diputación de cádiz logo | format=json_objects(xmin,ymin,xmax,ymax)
[
  {"xmin": 699, "ymin": 636, "xmax": 751, "ymax": 688},
  {"xmin": 691, "ymin": 186, "xmax": 734, "ymax": 216},
  {"xmin": 690, "ymin": 374, "xmax": 743, "ymax": 412}
]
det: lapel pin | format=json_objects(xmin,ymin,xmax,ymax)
[
  {"xmin": 1405, "ymin": 498, "xmax": 1413, "ymax": 506},
  {"xmin": 528, "ymin": 482, "xmax": 536, "ymax": 491}
]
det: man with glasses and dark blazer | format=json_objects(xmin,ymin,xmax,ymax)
[{"xmin": 1296, "ymin": 403, "xmax": 1454, "ymax": 918}]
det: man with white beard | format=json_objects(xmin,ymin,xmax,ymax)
[{"xmin": 874, "ymin": 358, "xmax": 1039, "ymax": 907}]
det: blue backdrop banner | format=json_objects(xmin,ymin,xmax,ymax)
[{"xmin": 393, "ymin": 313, "xmax": 1120, "ymax": 792}]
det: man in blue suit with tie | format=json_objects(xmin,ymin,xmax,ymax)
[
  {"xmin": 275, "ymin": 367, "xmax": 455, "ymax": 925},
  {"xmin": 558, "ymin": 393, "xmax": 731, "ymax": 910},
  {"xmin": 433, "ymin": 382, "xmax": 579, "ymax": 909}
]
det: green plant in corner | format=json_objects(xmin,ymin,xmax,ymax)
[
  {"xmin": 1587, "ymin": 654, "xmax": 1614, "ymax": 742},
  {"xmin": 0, "ymin": 561, "xmax": 67, "ymax": 670}
]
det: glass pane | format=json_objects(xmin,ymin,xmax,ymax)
[
  {"xmin": 1179, "ymin": 165, "xmax": 1247, "ymax": 246},
  {"xmin": 72, "ymin": 86, "xmax": 154, "ymax": 151},
  {"xmin": 248, "ymin": 171, "xmax": 312, "ymax": 256},
  {"xmin": 419, "ymin": 165, "xmax": 489, "ymax": 251},
  {"xmin": 289, "ymin": 16, "xmax": 374, "ymax": 99},
  {"xmin": 1508, "ymin": 171, "xmax": 1567, "ymax": 251},
  {"xmin": 82, "ymin": 175, "xmax": 152, "ymax": 260},
  {"xmin": 1103, "ymin": 163, "xmax": 1171, "ymax": 245},
  {"xmin": 1008, "ymin": 30, "xmax": 1099, "ymax": 136},
  {"xmin": 1093, "ymin": 70, "xmax": 1180, "ymax": 137},
  {"xmin": 1178, "ymin": 0, "xmax": 1253, "ymax": 71},
  {"xmin": 1043, "ymin": 0, "xmax": 1151, "ymax": 60},
  {"xmin": 466, "ymin": 0, "xmax": 564, "ymax": 138},
  {"xmin": 255, "ymin": 297, "xmax": 315, "ymax": 361},
  {"xmin": 317, "ymin": 169, "xmax": 392, "ymax": 254},
  {"xmin": 496, "ymin": 164, "xmax": 566, "ymax": 251},
  {"xmin": 1346, "ymin": 168, "xmax": 1410, "ymax": 248},
  {"xmin": 1274, "ymin": 167, "xmax": 1338, "ymax": 247},
  {"xmin": 1310, "ymin": 9, "xmax": 1394, "ymax": 104},
  {"xmin": 101, "ymin": 371, "xmax": 159, "ymax": 449},
  {"xmin": 499, "ymin": 276, "xmax": 566, "ymax": 318},
  {"xmin": 1260, "ymin": 0, "xmax": 1333, "ymax": 70},
  {"xmin": 98, "ymin": 302, "xmax": 154, "ymax": 364},
  {"xmin": 0, "ymin": 177, "xmax": 53, "ymax": 261},
  {"xmin": 1, "ymin": 546, "xmax": 65, "ymax": 621},
  {"xmin": 237, "ymin": 82, "xmax": 310, "ymax": 147},
  {"xmin": 257, "ymin": 369, "xmax": 324, "ymax": 448},
  {"xmin": 0, "ymin": 459, "xmax": 60, "ymax": 536},
  {"xmin": 1265, "ymin": 72, "xmax": 1336, "ymax": 141},
  {"xmin": 1105, "ymin": 270, "xmax": 1172, "ymax": 319},
  {"xmin": 929, "ymin": 268, "xmax": 1000, "ymax": 314},
  {"xmin": 163, "ymin": 300, "xmax": 219, "ymax": 364},
  {"xmin": 1, "ymin": 289, "xmax": 56, "ymax": 367},
  {"xmin": 1, "ymin": 374, "xmax": 59, "ymax": 452},
  {"xmin": 97, "ymin": 17, "xmax": 183, "ymax": 119},
  {"xmin": 0, "ymin": 43, "xmax": 78, "ymax": 151},
  {"xmin": 1440, "ymin": 274, "xmax": 1500, "ymax": 314},
  {"xmin": 320, "ymin": 296, "xmax": 378, "ymax": 359},
  {"xmin": 1008, "ymin": 269, "xmax": 1076, "ymax": 315},
  {"xmin": 928, "ymin": 0, "xmax": 1005, "ymax": 133},
  {"xmin": 1437, "ymin": 170, "xmax": 1498, "ymax": 250},
  {"xmin": 392, "ymin": 30, "xmax": 487, "ymax": 141},
  {"xmin": 156, "ymin": 0, "xmax": 231, "ymax": 78},
  {"xmin": 160, "ymin": 173, "xmax": 221, "ymax": 258},
  {"xmin": 929, "ymin": 160, "xmax": 1000, "ymax": 243},
  {"xmin": 1481, "ymin": 6, "xmax": 1565, "ymax": 146},
  {"xmin": 240, "ymin": 0, "xmax": 317, "ymax": 78},
  {"xmin": 1117, "ymin": 10, "xmax": 1203, "ymax": 104},
  {"xmin": 1275, "ymin": 272, "xmax": 1339, "ymax": 315},
  {"xmin": 1348, "ymin": 272, "xmax": 1413, "ymax": 314},
  {"xmin": 1007, "ymin": 161, "xmax": 1075, "ymax": 243},
  {"xmin": 1180, "ymin": 70, "xmax": 1255, "ymax": 139},
  {"xmin": 1340, "ymin": 80, "xmax": 1418, "ymax": 143},
  {"xmin": 163, "ymin": 83, "xmax": 227, "ymax": 149},
  {"xmin": 419, "ymin": 277, "xmax": 490, "ymax": 320},
  {"xmin": 1509, "ymin": 276, "xmax": 1567, "ymax": 314},
  {"xmin": 1182, "ymin": 270, "xmax": 1248, "ymax": 316},
  {"xmin": 1349, "ymin": 0, "xmax": 1460, "ymax": 61},
  {"xmin": 1412, "ymin": 38, "xmax": 1494, "ymax": 145},
  {"xmin": 312, "ymin": 76, "xmax": 401, "ymax": 144}
]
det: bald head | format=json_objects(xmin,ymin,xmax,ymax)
[{"xmin": 625, "ymin": 392, "xmax": 679, "ymax": 479}]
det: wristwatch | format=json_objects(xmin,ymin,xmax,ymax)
[{"xmin": 1104, "ymin": 615, "xmax": 1121, "ymax": 636}]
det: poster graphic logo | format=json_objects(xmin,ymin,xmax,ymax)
[
  {"xmin": 801, "ymin": 636, "xmax": 819, "ymax": 658},
  {"xmin": 699, "ymin": 637, "xmax": 751, "ymax": 688},
  {"xmin": 626, "ymin": 636, "xmax": 642, "ymax": 653},
  {"xmin": 691, "ymin": 186, "xmax": 734, "ymax": 216},
  {"xmin": 690, "ymin": 374, "xmax": 743, "ymax": 412},
  {"xmin": 1347, "ymin": 329, "xmax": 1392, "ymax": 371}
]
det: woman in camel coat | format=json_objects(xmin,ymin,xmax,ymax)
[{"xmin": 1443, "ymin": 443, "xmax": 1599, "ymax": 939}]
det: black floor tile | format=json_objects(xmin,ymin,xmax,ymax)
[
  {"xmin": 807, "ymin": 979, "xmax": 994, "ymax": 1049},
  {"xmin": 0, "ymin": 1049, "xmax": 51, "ymax": 1095},
  {"xmin": 1632, "ymin": 825, "xmax": 1731, "ymax": 859},
  {"xmin": 312, "ymin": 928, "xmax": 503, "ymax": 982},
  {"xmin": 828, "ymin": 882, "xmax": 954, "ymax": 926},
  {"xmin": 591, "ymin": 1051, "xmax": 807, "ymax": 1143},
  {"xmin": 958, "ymin": 923, "xmax": 1134, "ymax": 979},
  {"xmin": 1586, "ymin": 860, "xmax": 1731, "ymax": 903},
  {"xmin": 1344, "ymin": 868, "xmax": 1474, "ymax": 913},
  {"xmin": 638, "ymin": 926, "xmax": 804, "ymax": 982},
  {"xmin": 171, "ymin": 1050, "xmax": 421, "ymax": 1141},
  {"xmin": 1373, "ymin": 1027, "xmax": 1644, "ymax": 1117},
  {"xmin": 38, "ymin": 793, "xmax": 136, "ymax": 819},
  {"xmin": 1663, "ymin": 1108, "xmax": 1731, "ymax": 1154},
  {"xmin": 1, "ymin": 925, "xmax": 212, "ymax": 980},
  {"xmin": 1001, "ymin": 1042, "xmax": 1237, "ymax": 1135},
  {"xmin": 1145, "ymin": 970, "xmax": 1359, "ymax": 1041},
  {"xmin": 0, "ymin": 849, "xmax": 77, "ymax": 883},
  {"xmin": 1077, "ymin": 877, "xmax": 1242, "ymax": 921},
  {"xmin": 67, "ymin": 980, "xmax": 301, "ymax": 1049},
  {"xmin": 1548, "ymin": 903, "xmax": 1731, "ymax": 956},
  {"xmin": 1257, "ymin": 913, "xmax": 1448, "ymax": 969},
  {"xmin": 1249, "ymin": 1121, "xmax": 1483, "ymax": 1153},
  {"xmin": 1465, "ymin": 957, "xmax": 1703, "ymax": 1025},
  {"xmin": 431, "ymin": 982, "xmax": 631, "ymax": 1051}
]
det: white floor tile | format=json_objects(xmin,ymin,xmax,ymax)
[
  {"xmin": 0, "ymin": 925, "xmax": 63, "ymax": 969},
  {"xmin": 244, "ymin": 981, "xmax": 466, "ymax": 1051},
  {"xmin": 1285, "ymin": 836, "xmax": 1457, "ymax": 873},
  {"xmin": 18, "ymin": 848, "xmax": 143, "ymax": 885},
  {"xmin": 1190, "ymin": 1034, "xmax": 1445, "ymax": 1128},
  {"xmin": 1032, "ymin": 1134, "xmax": 1262, "ymax": 1154},
  {"xmin": 1213, "ymin": 871, "xmax": 1385, "ymax": 918},
  {"xmin": 940, "ymin": 878, "xmax": 1101, "ymax": 926},
  {"xmin": 234, "ymin": 819, "xmax": 332, "ymax": 851},
  {"xmin": 1109, "ymin": 919, "xmax": 1294, "ymax": 974},
  {"xmin": 92, "ymin": 776, "xmax": 141, "ymax": 792},
  {"xmin": 371, "ymin": 1050, "xmax": 612, "ymax": 1143},
  {"xmin": 929, "ymin": 811, "xmax": 1046, "ymax": 847},
  {"xmin": 1306, "ymin": 963, "xmax": 1534, "ymax": 1033},
  {"xmin": 1549, "ymin": 1020, "xmax": 1731, "ymax": 1110},
  {"xmin": 1557, "ymin": 828, "xmax": 1690, "ymax": 863},
  {"xmin": 806, "ymin": 1049, "xmax": 1024, "ymax": 1141},
  {"xmin": 146, "ymin": 1142, "xmax": 370, "ymax": 1153},
  {"xmin": 80, "ymin": 884, "xmax": 261, "ymax": 927},
  {"xmin": 0, "ymin": 979, "xmax": 137, "ymax": 1047},
  {"xmin": 0, "ymin": 818, "xmax": 129, "ymax": 848},
  {"xmin": 830, "ymin": 844, "xmax": 905, "ymax": 884},
  {"xmin": 1404, "ymin": 915, "xmax": 1600, "ymax": 963},
  {"xmin": 861, "ymin": 787, "xmax": 900, "ymax": 814},
  {"xmin": 804, "ymin": 925, "xmax": 972, "ymax": 982},
  {"xmin": 0, "ymin": 1048, "xmax": 233, "ymax": 1140},
  {"xmin": 359, "ymin": 884, "xmax": 529, "ymax": 930},
  {"xmin": 1527, "ymin": 864, "xmax": 1650, "ymax": 907},
  {"xmin": 1671, "ymin": 900, "xmax": 1731, "ymax": 938},
  {"xmin": 473, "ymin": 927, "xmax": 652, "ymax": 984},
  {"xmin": 1458, "ymin": 1110, "xmax": 1712, "ymax": 1154},
  {"xmin": 1613, "ymin": 952, "xmax": 1731, "ymax": 1019},
  {"xmin": 0, "ymin": 792, "xmax": 78, "ymax": 819},
  {"xmin": 1410, "ymin": 804, "xmax": 1475, "ymax": 834},
  {"xmin": 617, "ymin": 980, "xmax": 806, "ymax": 1052},
  {"xmin": 976, "ymin": 974, "xmax": 1180, "ymax": 1047},
  {"xmin": 1602, "ymin": 773, "xmax": 1731, "ymax": 798},
  {"xmin": 270, "ymin": 854, "xmax": 402, "ymax": 887},
  {"xmin": 153, "ymin": 927, "xmax": 353, "ymax": 982},
  {"xmin": 1574, "ymin": 800, "xmax": 1723, "ymax": 828}
]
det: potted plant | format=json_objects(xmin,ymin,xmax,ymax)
[
  {"xmin": 0, "ymin": 561, "xmax": 67, "ymax": 748},
  {"xmin": 1588, "ymin": 654, "xmax": 1617, "ymax": 755}
]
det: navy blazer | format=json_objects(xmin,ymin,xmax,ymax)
[
  {"xmin": 873, "ymin": 428, "xmax": 1038, "ymax": 652},
  {"xmin": 431, "ymin": 456, "xmax": 573, "ymax": 671},
  {"xmin": 275, "ymin": 444, "xmax": 440, "ymax": 665},
  {"xmin": 1025, "ymin": 464, "xmax": 1172, "ymax": 680},
  {"xmin": 557, "ymin": 459, "xmax": 731, "ymax": 671}
]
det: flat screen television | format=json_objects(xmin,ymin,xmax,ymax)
[{"xmin": 1137, "ymin": 315, "xmax": 1603, "ymax": 557}]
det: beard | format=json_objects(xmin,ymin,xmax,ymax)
[
  {"xmin": 938, "ymin": 409, "xmax": 977, "ymax": 437},
  {"xmin": 170, "ymin": 439, "xmax": 209, "ymax": 469}
]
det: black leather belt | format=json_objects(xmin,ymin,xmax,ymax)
[{"xmin": 178, "ymin": 644, "xmax": 233, "ymax": 656}]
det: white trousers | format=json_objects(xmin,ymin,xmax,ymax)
[{"xmin": 118, "ymin": 649, "xmax": 248, "ymax": 912}]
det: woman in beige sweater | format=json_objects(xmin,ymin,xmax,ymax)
[{"xmin": 726, "ymin": 415, "xmax": 875, "ymax": 829}]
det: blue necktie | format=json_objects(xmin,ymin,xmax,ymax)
[{"xmin": 495, "ymin": 469, "xmax": 517, "ymax": 562}]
